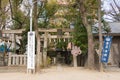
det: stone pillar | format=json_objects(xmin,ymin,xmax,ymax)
[
  {"xmin": 43, "ymin": 32, "xmax": 48, "ymax": 67},
  {"xmin": 11, "ymin": 34, "xmax": 16, "ymax": 54},
  {"xmin": 8, "ymin": 52, "xmax": 12, "ymax": 66},
  {"xmin": 73, "ymin": 55, "xmax": 77, "ymax": 67}
]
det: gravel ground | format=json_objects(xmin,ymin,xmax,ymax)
[{"xmin": 0, "ymin": 66, "xmax": 120, "ymax": 80}]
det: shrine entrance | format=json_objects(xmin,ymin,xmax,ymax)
[
  {"xmin": 0, "ymin": 29, "xmax": 25, "ymax": 66},
  {"xmin": 0, "ymin": 28, "xmax": 87, "ymax": 68},
  {"xmin": 40, "ymin": 28, "xmax": 73, "ymax": 67}
]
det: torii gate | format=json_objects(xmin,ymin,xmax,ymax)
[
  {"xmin": 0, "ymin": 29, "xmax": 25, "ymax": 66},
  {"xmin": 39, "ymin": 28, "xmax": 73, "ymax": 67},
  {"xmin": 2, "ymin": 29, "xmax": 25, "ymax": 53}
]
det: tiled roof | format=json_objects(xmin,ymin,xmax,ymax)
[
  {"xmin": 93, "ymin": 22, "xmax": 120, "ymax": 36},
  {"xmin": 109, "ymin": 22, "xmax": 120, "ymax": 33}
]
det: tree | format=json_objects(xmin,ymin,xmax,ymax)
[
  {"xmin": 8, "ymin": 0, "xmax": 30, "ymax": 54},
  {"xmin": 0, "ymin": 0, "xmax": 10, "ymax": 29},
  {"xmin": 98, "ymin": 0, "xmax": 103, "ymax": 71},
  {"xmin": 9, "ymin": 0, "xmax": 29, "ymax": 29},
  {"xmin": 76, "ymin": 0, "xmax": 98, "ymax": 69},
  {"xmin": 45, "ymin": 0, "xmax": 71, "ymax": 28},
  {"xmin": 104, "ymin": 0, "xmax": 120, "ymax": 22},
  {"xmin": 33, "ymin": 0, "xmax": 42, "ymax": 71},
  {"xmin": 37, "ymin": 0, "xmax": 58, "ymax": 28},
  {"xmin": 72, "ymin": 15, "xmax": 88, "ymax": 54}
]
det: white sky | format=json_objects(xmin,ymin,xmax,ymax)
[{"xmin": 102, "ymin": 0, "xmax": 120, "ymax": 22}]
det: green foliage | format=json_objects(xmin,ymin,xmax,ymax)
[
  {"xmin": 67, "ymin": 5, "xmax": 88, "ymax": 54},
  {"xmin": 12, "ymin": 11, "xmax": 29, "ymax": 29},
  {"xmin": 11, "ymin": 0, "xmax": 28, "ymax": 29},
  {"xmin": 72, "ymin": 19, "xmax": 88, "ymax": 54},
  {"xmin": 45, "ymin": 1, "xmax": 58, "ymax": 18},
  {"xmin": 56, "ymin": 39, "xmax": 67, "ymax": 50},
  {"xmin": 37, "ymin": 0, "xmax": 58, "ymax": 28},
  {"xmin": 102, "ymin": 20, "xmax": 111, "ymax": 33},
  {"xmin": 0, "ymin": 0, "xmax": 9, "ymax": 29},
  {"xmin": 9, "ymin": 0, "xmax": 30, "ymax": 53}
]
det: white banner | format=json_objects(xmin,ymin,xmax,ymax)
[{"xmin": 27, "ymin": 31, "xmax": 35, "ymax": 69}]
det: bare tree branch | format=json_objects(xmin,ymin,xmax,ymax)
[
  {"xmin": 106, "ymin": 0, "xmax": 120, "ymax": 22},
  {"xmin": 113, "ymin": 0, "xmax": 120, "ymax": 13}
]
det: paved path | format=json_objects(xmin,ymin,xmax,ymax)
[{"xmin": 0, "ymin": 66, "xmax": 120, "ymax": 80}]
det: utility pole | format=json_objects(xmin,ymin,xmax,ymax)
[{"xmin": 98, "ymin": 0, "xmax": 103, "ymax": 72}]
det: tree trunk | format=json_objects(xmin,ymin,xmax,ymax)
[
  {"xmin": 36, "ymin": 32, "xmax": 42, "ymax": 71},
  {"xmin": 0, "ymin": 0, "xmax": 1, "ymax": 9},
  {"xmin": 79, "ymin": 0, "xmax": 95, "ymax": 69},
  {"xmin": 43, "ymin": 32, "xmax": 48, "ymax": 67},
  {"xmin": 33, "ymin": 0, "xmax": 42, "ymax": 71},
  {"xmin": 80, "ymin": 15, "xmax": 95, "ymax": 69},
  {"xmin": 98, "ymin": 0, "xmax": 103, "ymax": 72},
  {"xmin": 86, "ymin": 26, "xmax": 95, "ymax": 69}
]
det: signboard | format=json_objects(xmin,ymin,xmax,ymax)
[
  {"xmin": 101, "ymin": 36, "xmax": 112, "ymax": 63},
  {"xmin": 71, "ymin": 46, "xmax": 82, "ymax": 56},
  {"xmin": 27, "ymin": 31, "xmax": 35, "ymax": 69}
]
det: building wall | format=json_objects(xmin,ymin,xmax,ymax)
[{"xmin": 109, "ymin": 36, "xmax": 120, "ymax": 66}]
